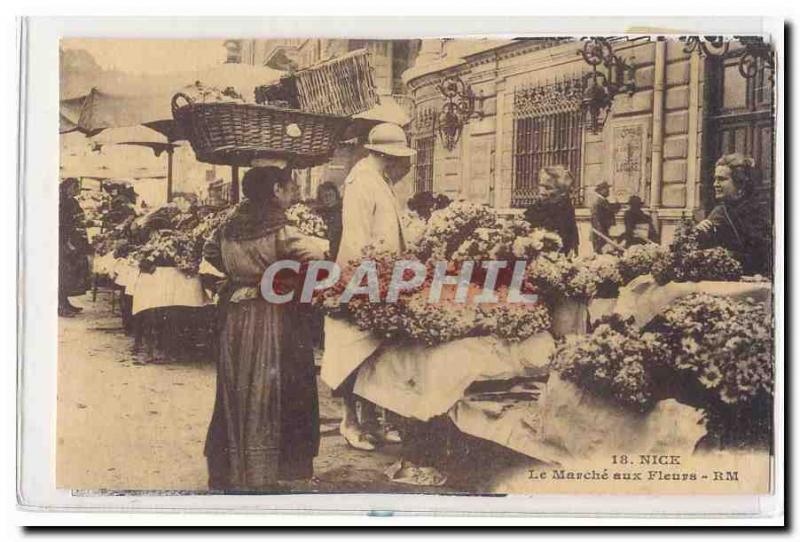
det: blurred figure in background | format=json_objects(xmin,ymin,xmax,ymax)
[
  {"xmin": 315, "ymin": 181, "xmax": 343, "ymax": 261},
  {"xmin": 590, "ymin": 181, "xmax": 621, "ymax": 254},
  {"xmin": 59, "ymin": 178, "xmax": 91, "ymax": 317},
  {"xmin": 623, "ymin": 195, "xmax": 657, "ymax": 247}
]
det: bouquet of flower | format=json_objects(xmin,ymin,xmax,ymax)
[
  {"xmin": 583, "ymin": 254, "xmax": 624, "ymax": 298},
  {"xmin": 549, "ymin": 315, "xmax": 663, "ymax": 412},
  {"xmin": 135, "ymin": 230, "xmax": 200, "ymax": 276},
  {"xmin": 286, "ymin": 203, "xmax": 328, "ymax": 239},
  {"xmin": 511, "ymin": 228, "xmax": 563, "ymax": 261},
  {"xmin": 182, "ymin": 80, "xmax": 247, "ymax": 104},
  {"xmin": 647, "ymin": 294, "xmax": 773, "ymax": 405},
  {"xmin": 651, "ymin": 218, "xmax": 743, "ymax": 285},
  {"xmin": 315, "ymin": 244, "xmax": 552, "ymax": 346},
  {"xmin": 92, "ymin": 216, "xmax": 135, "ymax": 256},
  {"xmin": 402, "ymin": 289, "xmax": 481, "ymax": 346},
  {"xmin": 191, "ymin": 206, "xmax": 235, "ymax": 246},
  {"xmin": 77, "ymin": 190, "xmax": 112, "ymax": 227},
  {"xmin": 400, "ymin": 210, "xmax": 427, "ymax": 255},
  {"xmin": 451, "ymin": 214, "xmax": 562, "ymax": 265},
  {"xmin": 618, "ymin": 244, "xmax": 663, "ymax": 284},
  {"xmin": 314, "ymin": 244, "xmax": 430, "ymax": 326},
  {"xmin": 646, "ymin": 293, "xmax": 773, "ymax": 445},
  {"xmin": 524, "ymin": 253, "xmax": 598, "ymax": 302},
  {"xmin": 412, "ymin": 201, "xmax": 496, "ymax": 262},
  {"xmin": 476, "ymin": 291, "xmax": 552, "ymax": 342}
]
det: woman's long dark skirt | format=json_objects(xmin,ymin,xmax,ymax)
[{"xmin": 205, "ymin": 299, "xmax": 319, "ymax": 491}]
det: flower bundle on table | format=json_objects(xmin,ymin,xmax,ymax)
[
  {"xmin": 450, "ymin": 215, "xmax": 562, "ymax": 265},
  {"xmin": 285, "ymin": 203, "xmax": 328, "ymax": 239},
  {"xmin": 647, "ymin": 293, "xmax": 773, "ymax": 445},
  {"xmin": 411, "ymin": 201, "xmax": 497, "ymax": 262},
  {"xmin": 313, "ymin": 244, "xmax": 552, "ymax": 346},
  {"xmin": 524, "ymin": 253, "xmax": 599, "ymax": 302},
  {"xmin": 400, "ymin": 210, "xmax": 427, "ymax": 255},
  {"xmin": 191, "ymin": 206, "xmax": 235, "ymax": 246},
  {"xmin": 401, "ymin": 289, "xmax": 481, "ymax": 346},
  {"xmin": 476, "ymin": 291, "xmax": 552, "ymax": 342},
  {"xmin": 651, "ymin": 218, "xmax": 743, "ymax": 285},
  {"xmin": 583, "ymin": 254, "xmax": 624, "ymax": 298},
  {"xmin": 77, "ymin": 190, "xmax": 112, "ymax": 226},
  {"xmin": 135, "ymin": 230, "xmax": 200, "ymax": 277},
  {"xmin": 93, "ymin": 216, "xmax": 136, "ymax": 256},
  {"xmin": 549, "ymin": 294, "xmax": 774, "ymax": 445},
  {"xmin": 647, "ymin": 293, "xmax": 773, "ymax": 406},
  {"xmin": 617, "ymin": 244, "xmax": 663, "ymax": 284},
  {"xmin": 549, "ymin": 315, "xmax": 662, "ymax": 411}
]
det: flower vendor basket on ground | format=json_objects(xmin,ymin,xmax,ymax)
[
  {"xmin": 255, "ymin": 49, "xmax": 379, "ymax": 117},
  {"xmin": 171, "ymin": 93, "xmax": 350, "ymax": 168}
]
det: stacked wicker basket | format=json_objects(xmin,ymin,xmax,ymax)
[{"xmin": 172, "ymin": 49, "xmax": 378, "ymax": 168}]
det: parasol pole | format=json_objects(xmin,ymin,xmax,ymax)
[
  {"xmin": 166, "ymin": 146, "xmax": 174, "ymax": 203},
  {"xmin": 231, "ymin": 166, "xmax": 240, "ymax": 203}
]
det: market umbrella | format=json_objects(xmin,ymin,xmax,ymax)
[
  {"xmin": 61, "ymin": 62, "xmax": 285, "ymax": 136},
  {"xmin": 92, "ymin": 126, "xmax": 180, "ymax": 200},
  {"xmin": 61, "ymin": 63, "xmax": 285, "ymax": 201},
  {"xmin": 60, "ymin": 129, "xmax": 168, "ymax": 182}
]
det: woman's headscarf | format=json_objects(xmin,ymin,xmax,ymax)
[{"xmin": 222, "ymin": 167, "xmax": 290, "ymax": 241}]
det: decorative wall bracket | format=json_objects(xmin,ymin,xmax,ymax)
[
  {"xmin": 436, "ymin": 75, "xmax": 486, "ymax": 152},
  {"xmin": 680, "ymin": 35, "xmax": 775, "ymax": 82},
  {"xmin": 577, "ymin": 37, "xmax": 637, "ymax": 134}
]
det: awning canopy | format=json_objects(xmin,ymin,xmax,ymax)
[{"xmin": 60, "ymin": 62, "xmax": 285, "ymax": 138}]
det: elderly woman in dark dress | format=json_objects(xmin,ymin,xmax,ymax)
[
  {"xmin": 523, "ymin": 166, "xmax": 579, "ymax": 255},
  {"xmin": 203, "ymin": 167, "xmax": 327, "ymax": 490},
  {"xmin": 696, "ymin": 153, "xmax": 773, "ymax": 277}
]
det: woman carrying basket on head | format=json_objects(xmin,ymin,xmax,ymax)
[{"xmin": 203, "ymin": 167, "xmax": 328, "ymax": 490}]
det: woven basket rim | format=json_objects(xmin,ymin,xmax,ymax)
[{"xmin": 172, "ymin": 100, "xmax": 349, "ymax": 121}]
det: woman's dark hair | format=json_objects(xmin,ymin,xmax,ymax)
[
  {"xmin": 241, "ymin": 167, "xmax": 292, "ymax": 202},
  {"xmin": 628, "ymin": 195, "xmax": 643, "ymax": 208},
  {"xmin": 716, "ymin": 153, "xmax": 757, "ymax": 197},
  {"xmin": 316, "ymin": 181, "xmax": 340, "ymax": 202}
]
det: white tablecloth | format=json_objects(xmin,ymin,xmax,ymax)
[
  {"xmin": 92, "ymin": 252, "xmax": 117, "ymax": 277},
  {"xmin": 615, "ymin": 275, "xmax": 772, "ymax": 327},
  {"xmin": 353, "ymin": 332, "xmax": 555, "ymax": 421},
  {"xmin": 449, "ymin": 371, "xmax": 707, "ymax": 465},
  {"xmin": 131, "ymin": 266, "xmax": 211, "ymax": 315},
  {"xmin": 112, "ymin": 259, "xmax": 141, "ymax": 295}
]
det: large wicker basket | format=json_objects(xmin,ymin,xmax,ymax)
[
  {"xmin": 171, "ymin": 93, "xmax": 350, "ymax": 168},
  {"xmin": 255, "ymin": 49, "xmax": 378, "ymax": 117}
]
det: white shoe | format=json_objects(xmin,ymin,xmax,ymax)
[{"xmin": 339, "ymin": 421, "xmax": 376, "ymax": 451}]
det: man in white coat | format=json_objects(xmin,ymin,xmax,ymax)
[{"xmin": 321, "ymin": 123, "xmax": 414, "ymax": 450}]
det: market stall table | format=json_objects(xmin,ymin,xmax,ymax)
[
  {"xmin": 131, "ymin": 266, "xmax": 211, "ymax": 315},
  {"xmin": 353, "ymin": 332, "xmax": 555, "ymax": 422},
  {"xmin": 615, "ymin": 274, "xmax": 772, "ymax": 327}
]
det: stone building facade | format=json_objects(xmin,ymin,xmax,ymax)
[
  {"xmin": 402, "ymin": 38, "xmax": 775, "ymax": 254},
  {"xmin": 224, "ymin": 38, "xmax": 420, "ymax": 201}
]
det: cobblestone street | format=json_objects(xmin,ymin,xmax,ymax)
[{"xmin": 56, "ymin": 292, "xmax": 528, "ymax": 494}]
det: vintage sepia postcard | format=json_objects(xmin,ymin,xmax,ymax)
[{"xmin": 17, "ymin": 17, "xmax": 784, "ymax": 518}]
